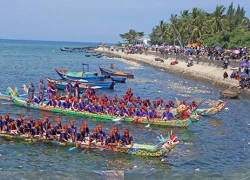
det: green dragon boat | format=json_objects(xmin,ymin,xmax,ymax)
[
  {"xmin": 0, "ymin": 132, "xmax": 178, "ymax": 157},
  {"xmin": 7, "ymin": 87, "xmax": 199, "ymax": 127}
]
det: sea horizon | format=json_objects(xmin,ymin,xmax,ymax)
[{"xmin": 0, "ymin": 38, "xmax": 116, "ymax": 45}]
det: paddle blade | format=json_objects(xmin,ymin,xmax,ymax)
[
  {"xmin": 112, "ymin": 118, "xmax": 122, "ymax": 122},
  {"xmin": 145, "ymin": 124, "xmax": 150, "ymax": 128},
  {"xmin": 69, "ymin": 147, "xmax": 77, "ymax": 151}
]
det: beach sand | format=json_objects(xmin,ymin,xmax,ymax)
[{"xmin": 96, "ymin": 47, "xmax": 250, "ymax": 95}]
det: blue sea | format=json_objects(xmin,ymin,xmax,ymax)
[{"xmin": 0, "ymin": 39, "xmax": 250, "ymax": 179}]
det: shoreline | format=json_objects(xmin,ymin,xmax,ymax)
[{"xmin": 95, "ymin": 47, "xmax": 250, "ymax": 97}]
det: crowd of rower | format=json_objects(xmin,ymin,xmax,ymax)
[
  {"xmin": 0, "ymin": 114, "xmax": 134, "ymax": 148},
  {"xmin": 27, "ymin": 79, "xmax": 199, "ymax": 120}
]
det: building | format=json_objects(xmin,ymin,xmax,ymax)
[{"xmin": 135, "ymin": 37, "xmax": 151, "ymax": 46}]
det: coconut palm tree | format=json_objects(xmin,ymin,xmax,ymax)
[
  {"xmin": 209, "ymin": 5, "xmax": 228, "ymax": 33},
  {"xmin": 155, "ymin": 20, "xmax": 169, "ymax": 44}
]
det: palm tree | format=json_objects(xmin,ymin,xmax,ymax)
[
  {"xmin": 155, "ymin": 20, "xmax": 169, "ymax": 44},
  {"xmin": 209, "ymin": 5, "xmax": 228, "ymax": 33}
]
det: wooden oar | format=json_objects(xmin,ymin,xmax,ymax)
[{"xmin": 192, "ymin": 99, "xmax": 206, "ymax": 112}]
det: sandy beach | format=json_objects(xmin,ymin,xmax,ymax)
[{"xmin": 96, "ymin": 47, "xmax": 247, "ymax": 88}]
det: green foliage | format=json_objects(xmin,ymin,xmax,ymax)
[
  {"xmin": 149, "ymin": 3, "xmax": 249, "ymax": 48},
  {"xmin": 119, "ymin": 29, "xmax": 144, "ymax": 44},
  {"xmin": 200, "ymin": 27, "xmax": 250, "ymax": 49}
]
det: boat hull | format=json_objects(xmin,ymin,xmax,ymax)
[
  {"xmin": 111, "ymin": 76, "xmax": 126, "ymax": 83},
  {"xmin": 195, "ymin": 101, "xmax": 226, "ymax": 116},
  {"xmin": 47, "ymin": 78, "xmax": 115, "ymax": 90},
  {"xmin": 7, "ymin": 87, "xmax": 198, "ymax": 127},
  {"xmin": 0, "ymin": 133, "xmax": 177, "ymax": 157},
  {"xmin": 55, "ymin": 69, "xmax": 105, "ymax": 81},
  {"xmin": 99, "ymin": 66, "xmax": 134, "ymax": 78}
]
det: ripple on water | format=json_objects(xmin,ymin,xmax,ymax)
[{"xmin": 0, "ymin": 40, "xmax": 250, "ymax": 179}]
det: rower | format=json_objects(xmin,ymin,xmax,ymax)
[
  {"xmin": 18, "ymin": 120, "xmax": 29, "ymax": 134},
  {"xmin": 75, "ymin": 126, "xmax": 87, "ymax": 142},
  {"xmin": 113, "ymin": 126, "xmax": 121, "ymax": 142},
  {"xmin": 46, "ymin": 124, "xmax": 56, "ymax": 140},
  {"xmin": 46, "ymin": 96, "xmax": 54, "ymax": 107},
  {"xmin": 28, "ymin": 82, "xmax": 35, "ymax": 99},
  {"xmin": 74, "ymin": 80, "xmax": 80, "ymax": 99},
  {"xmin": 163, "ymin": 108, "xmax": 174, "ymax": 120},
  {"xmin": 38, "ymin": 78, "xmax": 46, "ymax": 99},
  {"xmin": 121, "ymin": 129, "xmax": 133, "ymax": 148},
  {"xmin": 9, "ymin": 119, "xmax": 17, "ymax": 132},
  {"xmin": 168, "ymin": 100, "xmax": 175, "ymax": 108},
  {"xmin": 62, "ymin": 98, "xmax": 72, "ymax": 109},
  {"xmin": 147, "ymin": 109, "xmax": 154, "ymax": 119},
  {"xmin": 37, "ymin": 120, "xmax": 45, "ymax": 134},
  {"xmin": 30, "ymin": 122, "xmax": 42, "ymax": 138},
  {"xmin": 68, "ymin": 120, "xmax": 77, "ymax": 141},
  {"xmin": 47, "ymin": 83, "xmax": 53, "ymax": 99},
  {"xmin": 105, "ymin": 130, "xmax": 117, "ymax": 146},
  {"xmin": 16, "ymin": 114, "xmax": 25, "ymax": 128},
  {"xmin": 42, "ymin": 117, "xmax": 50, "ymax": 132},
  {"xmin": 65, "ymin": 80, "xmax": 72, "ymax": 97},
  {"xmin": 32, "ymin": 94, "xmax": 43, "ymax": 105},
  {"xmin": 2, "ymin": 114, "xmax": 13, "ymax": 132},
  {"xmin": 89, "ymin": 128, "xmax": 103, "ymax": 145},
  {"xmin": 27, "ymin": 96, "xmax": 33, "ymax": 104},
  {"xmin": 77, "ymin": 98, "xmax": 84, "ymax": 111},
  {"xmin": 27, "ymin": 116, "xmax": 35, "ymax": 129},
  {"xmin": 190, "ymin": 100, "xmax": 198, "ymax": 111},
  {"xmin": 60, "ymin": 125, "xmax": 69, "ymax": 142},
  {"xmin": 51, "ymin": 81, "xmax": 57, "ymax": 96},
  {"xmin": 81, "ymin": 121, "xmax": 90, "ymax": 137},
  {"xmin": 54, "ymin": 119, "xmax": 63, "ymax": 134},
  {"xmin": 97, "ymin": 124, "xmax": 106, "ymax": 139}
]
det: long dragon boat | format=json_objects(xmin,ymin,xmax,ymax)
[
  {"xmin": 7, "ymin": 87, "xmax": 199, "ymax": 127},
  {"xmin": 194, "ymin": 101, "xmax": 226, "ymax": 116},
  {"xmin": 0, "ymin": 132, "xmax": 178, "ymax": 157}
]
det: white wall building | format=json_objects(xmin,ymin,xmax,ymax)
[{"xmin": 135, "ymin": 37, "xmax": 151, "ymax": 46}]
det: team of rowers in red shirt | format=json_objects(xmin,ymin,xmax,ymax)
[
  {"xmin": 0, "ymin": 113, "xmax": 134, "ymax": 148},
  {"xmin": 27, "ymin": 79, "xmax": 198, "ymax": 120}
]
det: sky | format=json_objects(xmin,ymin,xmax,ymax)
[{"xmin": 0, "ymin": 0, "xmax": 249, "ymax": 43}]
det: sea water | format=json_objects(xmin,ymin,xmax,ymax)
[{"xmin": 0, "ymin": 39, "xmax": 250, "ymax": 179}]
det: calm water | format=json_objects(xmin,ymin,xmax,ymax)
[{"xmin": 0, "ymin": 39, "xmax": 250, "ymax": 179}]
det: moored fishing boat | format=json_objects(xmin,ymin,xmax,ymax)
[
  {"xmin": 111, "ymin": 76, "xmax": 127, "ymax": 83},
  {"xmin": 0, "ymin": 132, "xmax": 178, "ymax": 157},
  {"xmin": 47, "ymin": 78, "xmax": 115, "ymax": 90},
  {"xmin": 99, "ymin": 66, "xmax": 134, "ymax": 78},
  {"xmin": 56, "ymin": 64, "xmax": 104, "ymax": 81},
  {"xmin": 7, "ymin": 87, "xmax": 199, "ymax": 127}
]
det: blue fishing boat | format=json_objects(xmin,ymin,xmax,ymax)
[
  {"xmin": 60, "ymin": 47, "xmax": 73, "ymax": 51},
  {"xmin": 55, "ymin": 64, "xmax": 105, "ymax": 81},
  {"xmin": 99, "ymin": 66, "xmax": 134, "ymax": 78},
  {"xmin": 47, "ymin": 78, "xmax": 115, "ymax": 90},
  {"xmin": 96, "ymin": 55, "xmax": 101, "ymax": 58},
  {"xmin": 111, "ymin": 76, "xmax": 126, "ymax": 83}
]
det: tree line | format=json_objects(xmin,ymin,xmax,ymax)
[
  {"xmin": 119, "ymin": 3, "xmax": 250, "ymax": 49},
  {"xmin": 150, "ymin": 3, "xmax": 250, "ymax": 49}
]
